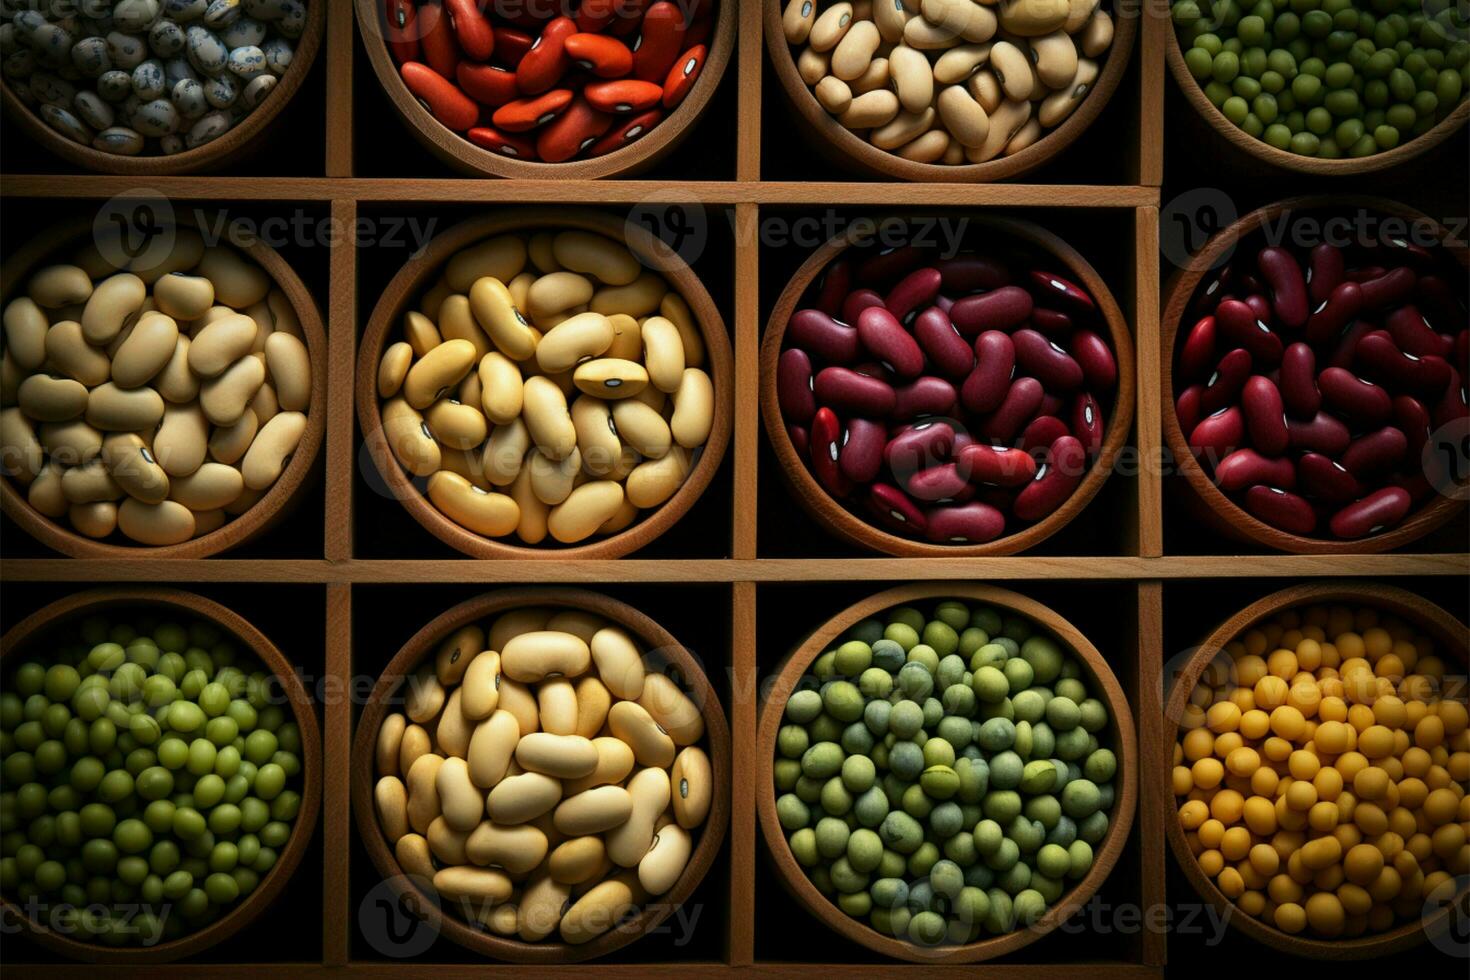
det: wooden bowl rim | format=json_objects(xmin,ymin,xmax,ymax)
[
  {"xmin": 754, "ymin": 583, "xmax": 1138, "ymax": 963},
  {"xmin": 1160, "ymin": 581, "xmax": 1469, "ymax": 959},
  {"xmin": 1160, "ymin": 194, "xmax": 1469, "ymax": 554},
  {"xmin": 355, "ymin": 206, "xmax": 733, "ymax": 559},
  {"xmin": 0, "ymin": 586, "xmax": 323, "ymax": 964},
  {"xmin": 1163, "ymin": 23, "xmax": 1470, "ymax": 177},
  {"xmin": 0, "ymin": 211, "xmax": 329, "ymax": 559},
  {"xmin": 0, "ymin": 3, "xmax": 326, "ymax": 176},
  {"xmin": 760, "ymin": 0, "xmax": 1139, "ymax": 183},
  {"xmin": 349, "ymin": 586, "xmax": 732, "ymax": 964},
  {"xmin": 351, "ymin": 0, "xmax": 735, "ymax": 179},
  {"xmin": 758, "ymin": 213, "xmax": 1137, "ymax": 557}
]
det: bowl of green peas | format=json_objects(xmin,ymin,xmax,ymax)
[
  {"xmin": 1167, "ymin": 0, "xmax": 1470, "ymax": 172},
  {"xmin": 756, "ymin": 584, "xmax": 1137, "ymax": 963},
  {"xmin": 0, "ymin": 587, "xmax": 320, "ymax": 962}
]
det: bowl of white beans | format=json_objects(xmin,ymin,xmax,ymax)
[
  {"xmin": 0, "ymin": 1, "xmax": 324, "ymax": 175},
  {"xmin": 357, "ymin": 207, "xmax": 733, "ymax": 559},
  {"xmin": 0, "ymin": 213, "xmax": 327, "ymax": 557},
  {"xmin": 352, "ymin": 587, "xmax": 731, "ymax": 963},
  {"xmin": 765, "ymin": 0, "xmax": 1138, "ymax": 181}
]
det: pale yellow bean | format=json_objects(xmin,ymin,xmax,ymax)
[
  {"xmin": 838, "ymin": 88, "xmax": 900, "ymax": 128},
  {"xmin": 405, "ymin": 752, "xmax": 445, "ymax": 833},
  {"xmin": 481, "ymin": 416, "xmax": 529, "ymax": 486},
  {"xmin": 376, "ymin": 712, "xmax": 406, "ymax": 777},
  {"xmin": 61, "ymin": 459, "xmax": 120, "ymax": 504},
  {"xmin": 638, "ymin": 823, "xmax": 691, "ymax": 895},
  {"xmin": 117, "ymin": 497, "xmax": 195, "ymax": 545},
  {"xmin": 427, "ymin": 470, "xmax": 520, "ymax": 537},
  {"xmin": 469, "ymin": 277, "xmax": 538, "ymax": 361},
  {"xmin": 528, "ymin": 232, "xmax": 560, "ymax": 274},
  {"xmin": 151, "ymin": 403, "xmax": 208, "ymax": 477},
  {"xmin": 378, "ymin": 342, "xmax": 413, "ymax": 399},
  {"xmin": 560, "ymin": 878, "xmax": 636, "ymax": 944},
  {"xmin": 598, "ymin": 495, "xmax": 639, "ymax": 534},
  {"xmin": 608, "ymin": 700, "xmax": 675, "ymax": 769},
  {"xmin": 404, "ymin": 338, "xmax": 477, "ymax": 410},
  {"xmin": 108, "ymin": 312, "xmax": 178, "ymax": 389},
  {"xmin": 903, "ymin": 13, "xmax": 965, "ymax": 48},
  {"xmin": 192, "ymin": 508, "xmax": 227, "ymax": 535},
  {"xmin": 887, "ymin": 44, "xmax": 933, "ymax": 113},
  {"xmin": 999, "ymin": 0, "xmax": 1069, "ymax": 34},
  {"xmin": 809, "ymin": 3, "xmax": 854, "ymax": 51},
  {"xmin": 437, "ymin": 294, "xmax": 493, "ymax": 361},
  {"xmin": 153, "ymin": 273, "xmax": 214, "ymax": 320},
  {"xmin": 267, "ymin": 289, "xmax": 301, "ymax": 338},
  {"xmin": 169, "ymin": 461, "xmax": 243, "ymax": 511},
  {"xmin": 548, "ymin": 836, "xmax": 607, "ymax": 885},
  {"xmin": 967, "ymin": 97, "xmax": 1031, "ymax": 161},
  {"xmin": 400, "ymin": 724, "xmax": 432, "ymax": 776},
  {"xmin": 1080, "ymin": 9, "xmax": 1112, "ymax": 57},
  {"xmin": 815, "ymin": 74, "xmax": 853, "ymax": 114},
  {"xmin": 375, "ymin": 775, "xmax": 410, "ymax": 842},
  {"xmin": 4, "ymin": 297, "xmax": 50, "ymax": 370},
  {"xmin": 447, "ymin": 235, "xmax": 527, "ymax": 294},
  {"xmin": 849, "ymin": 55, "xmax": 891, "ymax": 95},
  {"xmin": 516, "ymin": 732, "xmax": 598, "ymax": 780},
  {"xmin": 898, "ymin": 128, "xmax": 952, "ymax": 162},
  {"xmin": 83, "ymin": 383, "xmax": 163, "ymax": 432},
  {"xmin": 633, "ymin": 316, "xmax": 682, "ymax": 394},
  {"xmin": 427, "ymin": 817, "xmax": 472, "ymax": 866},
  {"xmin": 536, "ymin": 311, "xmax": 613, "ymax": 375},
  {"xmin": 783, "ymin": 0, "xmax": 818, "ymax": 43},
  {"xmin": 1005, "ymin": 117, "xmax": 1043, "ymax": 153},
  {"xmin": 511, "ymin": 872, "xmax": 567, "ymax": 941},
  {"xmin": 1064, "ymin": 0, "xmax": 1099, "ymax": 32},
  {"xmin": 922, "ymin": 0, "xmax": 999, "ymax": 41},
  {"xmin": 435, "ymin": 756, "xmax": 482, "ymax": 831},
  {"xmin": 1038, "ymin": 57, "xmax": 1096, "ymax": 127},
  {"xmin": 405, "ymin": 663, "xmax": 446, "ymax": 725},
  {"xmin": 501, "ymin": 630, "xmax": 591, "ymax": 682},
  {"xmin": 473, "ymin": 351, "xmax": 522, "ymax": 425},
  {"xmin": 589, "ymin": 273, "xmax": 665, "ymax": 319},
  {"xmin": 933, "ymin": 42, "xmax": 993, "ymax": 84},
  {"xmin": 403, "ymin": 310, "xmax": 442, "ymax": 358},
  {"xmin": 639, "ymin": 672, "xmax": 705, "ymax": 746},
  {"xmin": 383, "ymin": 397, "xmax": 440, "ymax": 477},
  {"xmin": 152, "ymin": 335, "xmax": 198, "ymax": 403},
  {"xmin": 425, "ymin": 399, "xmax": 487, "ymax": 450},
  {"xmin": 625, "ymin": 446, "xmax": 691, "ymax": 509},
  {"xmin": 223, "ymin": 485, "xmax": 265, "ymax": 516},
  {"xmin": 240, "ymin": 410, "xmax": 305, "ymax": 490},
  {"xmin": 435, "ymin": 688, "xmax": 473, "ymax": 759},
  {"xmin": 1, "ymin": 408, "xmax": 44, "ymax": 484},
  {"xmin": 653, "ymin": 295, "xmax": 703, "ymax": 371},
  {"xmin": 460, "ymin": 650, "xmax": 502, "ymax": 720},
  {"xmin": 572, "ymin": 358, "xmax": 647, "ymax": 400},
  {"xmin": 670, "ymin": 368, "xmax": 713, "ymax": 448},
  {"xmin": 27, "ymin": 462, "xmax": 66, "ymax": 518},
  {"xmin": 100, "ymin": 432, "xmax": 165, "ymax": 503},
  {"xmin": 40, "ymin": 418, "xmax": 104, "ymax": 467},
  {"xmin": 395, "ymin": 833, "xmax": 435, "ymax": 881},
  {"xmin": 554, "ymin": 785, "xmax": 634, "ymax": 836},
  {"xmin": 606, "ymin": 767, "xmax": 671, "ymax": 866},
  {"xmin": 510, "ymin": 463, "xmax": 549, "ymax": 544},
  {"xmin": 431, "ymin": 626, "xmax": 482, "ymax": 691},
  {"xmin": 831, "ymin": 19, "xmax": 881, "ymax": 80},
  {"xmin": 264, "ymin": 332, "xmax": 310, "ymax": 411},
  {"xmin": 598, "ymin": 312, "xmax": 638, "ymax": 362},
  {"xmin": 489, "ymin": 607, "xmax": 552, "ymax": 652},
  {"xmin": 29, "ymin": 264, "xmax": 93, "ymax": 309},
  {"xmin": 466, "ymin": 821, "xmax": 548, "ymax": 874},
  {"xmin": 467, "ymin": 709, "xmax": 519, "ymax": 788},
  {"xmin": 546, "ymin": 479, "xmax": 625, "ymax": 543},
  {"xmin": 606, "ymin": 398, "xmax": 669, "ymax": 460},
  {"xmin": 44, "ymin": 320, "xmax": 110, "ymax": 387},
  {"xmin": 487, "ymin": 771, "xmax": 562, "ymax": 824},
  {"xmin": 17, "ymin": 375, "xmax": 87, "ymax": 422},
  {"xmin": 199, "ymin": 355, "xmax": 266, "ymax": 426},
  {"xmin": 570, "ymin": 395, "xmax": 621, "ymax": 477},
  {"xmin": 968, "ymin": 67, "xmax": 1003, "ymax": 112},
  {"xmin": 938, "ymin": 83, "xmax": 991, "ymax": 146},
  {"xmin": 528, "ymin": 446, "xmax": 581, "ymax": 506},
  {"xmin": 196, "ymin": 247, "xmax": 270, "ymax": 308},
  {"xmin": 69, "ymin": 501, "xmax": 118, "ymax": 537},
  {"xmin": 590, "ymin": 626, "xmax": 646, "ymax": 700},
  {"xmin": 798, "ymin": 45, "xmax": 832, "ymax": 86},
  {"xmin": 202, "ymin": 411, "xmax": 255, "ymax": 471},
  {"xmin": 1030, "ymin": 30, "xmax": 1077, "ymax": 88},
  {"xmin": 563, "ymin": 736, "xmax": 636, "ymax": 797},
  {"xmin": 670, "ymin": 745, "xmax": 713, "ymax": 828},
  {"xmin": 989, "ymin": 40, "xmax": 1033, "ymax": 100},
  {"xmin": 536, "ymin": 677, "xmax": 579, "ymax": 736},
  {"xmin": 521, "ymin": 375, "xmax": 577, "ymax": 461},
  {"xmin": 573, "ymin": 676, "xmax": 611, "ymax": 739},
  {"xmin": 527, "ymin": 271, "xmax": 595, "ymax": 324},
  {"xmin": 433, "ymin": 865, "xmax": 513, "ymax": 904},
  {"xmin": 551, "ymin": 231, "xmax": 640, "ymax": 286}
]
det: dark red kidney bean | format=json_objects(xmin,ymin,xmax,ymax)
[
  {"xmin": 1393, "ymin": 394, "xmax": 1432, "ymax": 456},
  {"xmin": 814, "ymin": 367, "xmax": 896, "ymax": 417},
  {"xmin": 1307, "ymin": 244, "xmax": 1344, "ymax": 305},
  {"xmin": 1029, "ymin": 308, "xmax": 1073, "ymax": 336},
  {"xmin": 1237, "ymin": 272, "xmax": 1265, "ymax": 296},
  {"xmin": 1037, "ymin": 392, "xmax": 1064, "ymax": 418},
  {"xmin": 1257, "ymin": 247, "xmax": 1308, "ymax": 329},
  {"xmin": 777, "ymin": 348, "xmax": 816, "ymax": 423},
  {"xmin": 857, "ymin": 306, "xmax": 925, "ymax": 378},
  {"xmin": 1433, "ymin": 367, "xmax": 1468, "ymax": 427},
  {"xmin": 1244, "ymin": 293, "xmax": 1274, "ymax": 329},
  {"xmin": 815, "ymin": 260, "xmax": 851, "ymax": 318},
  {"xmin": 457, "ymin": 63, "xmax": 519, "ymax": 107},
  {"xmin": 1199, "ymin": 348, "xmax": 1253, "ymax": 415},
  {"xmin": 1243, "ymin": 485, "xmax": 1317, "ymax": 535},
  {"xmin": 1298, "ymin": 453, "xmax": 1362, "ymax": 503},
  {"xmin": 1341, "ymin": 426, "xmax": 1408, "ymax": 479},
  {"xmin": 1188, "ymin": 406, "xmax": 1244, "ymax": 462},
  {"xmin": 842, "ymin": 289, "xmax": 884, "ymax": 326},
  {"xmin": 866, "ymin": 482, "xmax": 928, "ymax": 536},
  {"xmin": 905, "ymin": 462, "xmax": 970, "ymax": 502},
  {"xmin": 1071, "ymin": 392, "xmax": 1104, "ymax": 455},
  {"xmin": 1279, "ymin": 343, "xmax": 1320, "ymax": 419},
  {"xmin": 1020, "ymin": 415, "xmax": 1069, "ymax": 453},
  {"xmin": 1388, "ymin": 471, "xmax": 1434, "ymax": 506},
  {"xmin": 1355, "ymin": 332, "xmax": 1452, "ymax": 395},
  {"xmin": 1241, "ymin": 375, "xmax": 1289, "ymax": 457},
  {"xmin": 493, "ymin": 26, "xmax": 536, "ymax": 69},
  {"xmin": 924, "ymin": 501, "xmax": 1006, "ymax": 544},
  {"xmin": 1329, "ymin": 486, "xmax": 1411, "ymax": 539},
  {"xmin": 1287, "ymin": 412, "xmax": 1351, "ymax": 456},
  {"xmin": 913, "ymin": 307, "xmax": 974, "ymax": 379},
  {"xmin": 857, "ymin": 245, "xmax": 926, "ymax": 284},
  {"xmin": 950, "ymin": 426, "xmax": 976, "ymax": 454},
  {"xmin": 684, "ymin": 2, "xmax": 714, "ymax": 46},
  {"xmin": 1028, "ymin": 271, "xmax": 1094, "ymax": 312},
  {"xmin": 885, "ymin": 268, "xmax": 942, "ymax": 322},
  {"xmin": 788, "ymin": 309, "xmax": 860, "ymax": 364},
  {"xmin": 419, "ymin": 1, "xmax": 460, "ymax": 80},
  {"xmin": 1385, "ymin": 305, "xmax": 1452, "ymax": 358},
  {"xmin": 517, "ymin": 16, "xmax": 576, "ymax": 95},
  {"xmin": 1304, "ymin": 281, "xmax": 1363, "ymax": 347},
  {"xmin": 1216, "ymin": 299, "xmax": 1283, "ymax": 365},
  {"xmin": 1013, "ymin": 435, "xmax": 1086, "ymax": 522},
  {"xmin": 586, "ymin": 108, "xmax": 663, "ymax": 156},
  {"xmin": 957, "ymin": 443, "xmax": 1037, "ymax": 487},
  {"xmin": 935, "ymin": 254, "xmax": 1010, "ymax": 292},
  {"xmin": 1358, "ymin": 266, "xmax": 1417, "ymax": 310},
  {"xmin": 885, "ymin": 421, "xmax": 954, "ymax": 477},
  {"xmin": 809, "ymin": 408, "xmax": 852, "ymax": 497},
  {"xmin": 892, "ymin": 376, "xmax": 958, "ymax": 419},
  {"xmin": 1327, "ymin": 319, "xmax": 1374, "ymax": 370},
  {"xmin": 1318, "ymin": 367, "xmax": 1392, "ymax": 427},
  {"xmin": 949, "ymin": 287, "xmax": 1033, "ymax": 335},
  {"xmin": 1013, "ymin": 329, "xmax": 1083, "ymax": 391},
  {"xmin": 1377, "ymin": 231, "xmax": 1435, "ymax": 269},
  {"xmin": 1416, "ymin": 275, "xmax": 1462, "ymax": 327},
  {"xmin": 1215, "ymin": 449, "xmax": 1297, "ymax": 493},
  {"xmin": 386, "ymin": 0, "xmax": 420, "ymax": 63},
  {"xmin": 401, "ymin": 62, "xmax": 479, "ymax": 131},
  {"xmin": 852, "ymin": 361, "xmax": 894, "ymax": 382},
  {"xmin": 1175, "ymin": 384, "xmax": 1204, "ymax": 436},
  {"xmin": 564, "ymin": 32, "xmax": 634, "ymax": 78},
  {"xmin": 1346, "ymin": 265, "xmax": 1386, "ymax": 284},
  {"xmin": 632, "ymin": 1, "xmax": 686, "ymax": 82},
  {"xmin": 839, "ymin": 418, "xmax": 886, "ymax": 483},
  {"xmin": 980, "ymin": 377, "xmax": 1045, "ymax": 443},
  {"xmin": 1179, "ymin": 315, "xmax": 1217, "ymax": 382},
  {"xmin": 1196, "ymin": 265, "xmax": 1233, "ymax": 313},
  {"xmin": 787, "ymin": 424, "xmax": 809, "ymax": 458},
  {"xmin": 960, "ymin": 331, "xmax": 1015, "ymax": 414},
  {"xmin": 537, "ymin": 96, "xmax": 615, "ymax": 162},
  {"xmin": 467, "ymin": 125, "xmax": 539, "ymax": 159},
  {"xmin": 444, "ymin": 0, "xmax": 495, "ymax": 60},
  {"xmin": 1458, "ymin": 331, "xmax": 1469, "ymax": 377},
  {"xmin": 934, "ymin": 294, "xmax": 954, "ymax": 314},
  {"xmin": 1071, "ymin": 330, "xmax": 1117, "ymax": 391}
]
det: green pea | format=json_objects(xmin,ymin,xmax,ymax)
[
  {"xmin": 823, "ymin": 681, "xmax": 864, "ymax": 723},
  {"xmin": 113, "ymin": 818, "xmax": 152, "ymax": 854}
]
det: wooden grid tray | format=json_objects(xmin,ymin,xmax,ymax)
[{"xmin": 2, "ymin": 2, "xmax": 1466, "ymax": 975}]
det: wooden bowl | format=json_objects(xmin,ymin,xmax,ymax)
[
  {"xmin": 0, "ymin": 5, "xmax": 325, "ymax": 176},
  {"xmin": 353, "ymin": 0, "xmax": 734, "ymax": 178},
  {"xmin": 762, "ymin": 0, "xmax": 1137, "ymax": 182},
  {"xmin": 0, "ymin": 213, "xmax": 328, "ymax": 559},
  {"xmin": 1161, "ymin": 195, "xmax": 1469, "ymax": 554},
  {"xmin": 756, "ymin": 583, "xmax": 1138, "ymax": 963},
  {"xmin": 759, "ymin": 215, "xmax": 1136, "ymax": 557},
  {"xmin": 1165, "ymin": 26, "xmax": 1470, "ymax": 177},
  {"xmin": 357, "ymin": 207, "xmax": 733, "ymax": 559},
  {"xmin": 0, "ymin": 586, "xmax": 323, "ymax": 963},
  {"xmin": 1162, "ymin": 581, "xmax": 1469, "ymax": 959},
  {"xmin": 351, "ymin": 587, "xmax": 731, "ymax": 963}
]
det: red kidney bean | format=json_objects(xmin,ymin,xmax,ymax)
[
  {"xmin": 1318, "ymin": 367, "xmax": 1392, "ymax": 427},
  {"xmin": 1243, "ymin": 485, "xmax": 1316, "ymax": 535},
  {"xmin": 949, "ymin": 287, "xmax": 1033, "ymax": 335},
  {"xmin": 814, "ymin": 367, "xmax": 896, "ymax": 417},
  {"xmin": 858, "ymin": 246, "xmax": 926, "ymax": 284},
  {"xmin": 1200, "ymin": 348, "xmax": 1253, "ymax": 415},
  {"xmin": 1378, "ymin": 232, "xmax": 1435, "ymax": 269},
  {"xmin": 788, "ymin": 309, "xmax": 860, "ymax": 364},
  {"xmin": 885, "ymin": 268, "xmax": 942, "ymax": 322},
  {"xmin": 1013, "ymin": 329, "xmax": 1083, "ymax": 391},
  {"xmin": 1354, "ymin": 331, "xmax": 1452, "ymax": 395},
  {"xmin": 1020, "ymin": 415, "xmax": 1070, "ymax": 453},
  {"xmin": 1029, "ymin": 271, "xmax": 1094, "ymax": 312},
  {"xmin": 493, "ymin": 26, "xmax": 536, "ymax": 69},
  {"xmin": 385, "ymin": 0, "xmax": 420, "ymax": 64},
  {"xmin": 1071, "ymin": 392, "xmax": 1104, "ymax": 455},
  {"xmin": 853, "ymin": 361, "xmax": 894, "ymax": 383},
  {"xmin": 1038, "ymin": 392, "xmax": 1065, "ymax": 420},
  {"xmin": 457, "ymin": 64, "xmax": 519, "ymax": 107},
  {"xmin": 611, "ymin": 0, "xmax": 653, "ymax": 36},
  {"xmin": 913, "ymin": 307, "xmax": 973, "ymax": 379},
  {"xmin": 467, "ymin": 125, "xmax": 538, "ymax": 159},
  {"xmin": 1257, "ymin": 246, "xmax": 1308, "ymax": 329},
  {"xmin": 1287, "ymin": 412, "xmax": 1351, "ymax": 456},
  {"xmin": 787, "ymin": 424, "xmax": 808, "ymax": 458},
  {"xmin": 892, "ymin": 376, "xmax": 958, "ymax": 419},
  {"xmin": 1278, "ymin": 343, "xmax": 1320, "ymax": 419},
  {"xmin": 885, "ymin": 421, "xmax": 954, "ymax": 477},
  {"xmin": 905, "ymin": 463, "xmax": 969, "ymax": 502},
  {"xmin": 1347, "ymin": 265, "xmax": 1386, "ymax": 284},
  {"xmin": 1458, "ymin": 331, "xmax": 1469, "ymax": 377},
  {"xmin": 1179, "ymin": 316, "xmax": 1217, "ymax": 382},
  {"xmin": 857, "ymin": 307, "xmax": 925, "ymax": 378},
  {"xmin": 777, "ymin": 348, "xmax": 816, "ymax": 424},
  {"xmin": 934, "ymin": 295, "xmax": 955, "ymax": 314},
  {"xmin": 584, "ymin": 79, "xmax": 663, "ymax": 114},
  {"xmin": 935, "ymin": 255, "xmax": 1010, "ymax": 292},
  {"xmin": 839, "ymin": 418, "xmax": 886, "ymax": 483},
  {"xmin": 1433, "ymin": 367, "xmax": 1468, "ymax": 427},
  {"xmin": 1070, "ymin": 330, "xmax": 1117, "ymax": 391},
  {"xmin": 1023, "ymin": 309, "xmax": 1068, "ymax": 338},
  {"xmin": 1304, "ymin": 281, "xmax": 1363, "ymax": 346},
  {"xmin": 1328, "ymin": 486, "xmax": 1411, "ymax": 539},
  {"xmin": 866, "ymin": 482, "xmax": 928, "ymax": 535},
  {"xmin": 957, "ymin": 443, "xmax": 1037, "ymax": 487},
  {"xmin": 577, "ymin": 0, "xmax": 619, "ymax": 32},
  {"xmin": 809, "ymin": 408, "xmax": 851, "ymax": 497},
  {"xmin": 925, "ymin": 502, "xmax": 1006, "ymax": 544},
  {"xmin": 1188, "ymin": 406, "xmax": 1244, "ymax": 463},
  {"xmin": 537, "ymin": 96, "xmax": 614, "ymax": 162},
  {"xmin": 564, "ymin": 33, "xmax": 634, "ymax": 78},
  {"xmin": 1297, "ymin": 453, "xmax": 1362, "ymax": 503},
  {"xmin": 1326, "ymin": 319, "xmax": 1374, "ymax": 370},
  {"xmin": 632, "ymin": 1, "xmax": 686, "ymax": 82},
  {"xmin": 1215, "ymin": 449, "xmax": 1296, "ymax": 492},
  {"xmin": 586, "ymin": 107, "xmax": 663, "ymax": 155},
  {"xmin": 1243, "ymin": 293, "xmax": 1274, "ymax": 329},
  {"xmin": 443, "ymin": 0, "xmax": 495, "ymax": 60},
  {"xmin": 960, "ymin": 331, "xmax": 1015, "ymax": 414},
  {"xmin": 492, "ymin": 89, "xmax": 575, "ymax": 132},
  {"xmin": 1013, "ymin": 436, "xmax": 1086, "ymax": 521},
  {"xmin": 662, "ymin": 45, "xmax": 705, "ymax": 108},
  {"xmin": 842, "ymin": 289, "xmax": 885, "ymax": 326},
  {"xmin": 516, "ymin": 16, "xmax": 577, "ymax": 95},
  {"xmin": 1416, "ymin": 275, "xmax": 1462, "ymax": 327},
  {"xmin": 1358, "ymin": 266, "xmax": 1417, "ymax": 310},
  {"xmin": 1307, "ymin": 244, "xmax": 1344, "ymax": 305},
  {"xmin": 980, "ymin": 377, "xmax": 1044, "ymax": 443},
  {"xmin": 419, "ymin": 1, "xmax": 460, "ymax": 80},
  {"xmin": 1385, "ymin": 305, "xmax": 1451, "ymax": 358},
  {"xmin": 1388, "ymin": 470, "xmax": 1434, "ymax": 506},
  {"xmin": 815, "ymin": 260, "xmax": 852, "ymax": 318},
  {"xmin": 401, "ymin": 62, "xmax": 479, "ymax": 131},
  {"xmin": 685, "ymin": 3, "xmax": 715, "ymax": 47},
  {"xmin": 1340, "ymin": 426, "xmax": 1408, "ymax": 479},
  {"xmin": 1241, "ymin": 375, "xmax": 1289, "ymax": 457},
  {"xmin": 1216, "ymin": 299, "xmax": 1283, "ymax": 364},
  {"xmin": 1393, "ymin": 394, "xmax": 1432, "ymax": 456}
]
